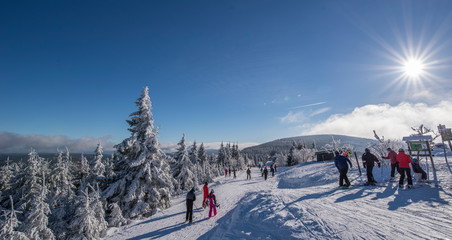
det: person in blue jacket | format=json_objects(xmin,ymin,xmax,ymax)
[{"xmin": 334, "ymin": 151, "xmax": 353, "ymax": 187}]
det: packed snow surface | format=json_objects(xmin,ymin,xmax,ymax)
[{"xmin": 104, "ymin": 157, "xmax": 452, "ymax": 239}]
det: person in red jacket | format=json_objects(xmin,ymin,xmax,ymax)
[
  {"xmin": 202, "ymin": 182, "xmax": 209, "ymax": 208},
  {"xmin": 396, "ymin": 148, "xmax": 413, "ymax": 188},
  {"xmin": 382, "ymin": 148, "xmax": 398, "ymax": 180}
]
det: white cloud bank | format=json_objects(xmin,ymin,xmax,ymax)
[
  {"xmin": 0, "ymin": 132, "xmax": 116, "ymax": 153},
  {"xmin": 302, "ymin": 101, "xmax": 452, "ymax": 140}
]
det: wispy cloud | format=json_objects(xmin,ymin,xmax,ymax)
[
  {"xmin": 291, "ymin": 102, "xmax": 326, "ymax": 109},
  {"xmin": 302, "ymin": 101, "xmax": 452, "ymax": 140},
  {"xmin": 0, "ymin": 132, "xmax": 116, "ymax": 153},
  {"xmin": 280, "ymin": 111, "xmax": 306, "ymax": 123},
  {"xmin": 310, "ymin": 107, "xmax": 331, "ymax": 117}
]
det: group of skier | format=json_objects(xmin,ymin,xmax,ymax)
[
  {"xmin": 185, "ymin": 182, "xmax": 218, "ymax": 224},
  {"xmin": 334, "ymin": 147, "xmax": 427, "ymax": 189},
  {"xmin": 186, "ymin": 164, "xmax": 279, "ymax": 223}
]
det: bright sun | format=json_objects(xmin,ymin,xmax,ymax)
[{"xmin": 403, "ymin": 58, "xmax": 425, "ymax": 78}]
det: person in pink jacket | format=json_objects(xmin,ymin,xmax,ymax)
[
  {"xmin": 208, "ymin": 189, "xmax": 217, "ymax": 218},
  {"xmin": 396, "ymin": 148, "xmax": 413, "ymax": 188},
  {"xmin": 382, "ymin": 148, "xmax": 398, "ymax": 179}
]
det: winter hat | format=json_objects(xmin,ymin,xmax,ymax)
[
  {"xmin": 387, "ymin": 148, "xmax": 392, "ymax": 151},
  {"xmin": 334, "ymin": 151, "xmax": 340, "ymax": 156},
  {"xmin": 398, "ymin": 148, "xmax": 405, "ymax": 152},
  {"xmin": 210, "ymin": 189, "xmax": 214, "ymax": 193},
  {"xmin": 365, "ymin": 148, "xmax": 370, "ymax": 153},
  {"xmin": 191, "ymin": 187, "xmax": 196, "ymax": 192},
  {"xmin": 412, "ymin": 158, "xmax": 418, "ymax": 163}
]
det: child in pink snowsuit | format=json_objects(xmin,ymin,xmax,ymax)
[{"xmin": 208, "ymin": 190, "xmax": 217, "ymax": 218}]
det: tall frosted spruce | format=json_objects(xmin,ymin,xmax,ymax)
[
  {"xmin": 103, "ymin": 86, "xmax": 174, "ymax": 219},
  {"xmin": 173, "ymin": 134, "xmax": 197, "ymax": 192}
]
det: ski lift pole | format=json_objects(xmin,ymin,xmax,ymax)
[{"xmin": 354, "ymin": 152, "xmax": 361, "ymax": 176}]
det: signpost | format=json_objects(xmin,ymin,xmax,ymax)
[
  {"xmin": 438, "ymin": 124, "xmax": 451, "ymax": 166},
  {"xmin": 402, "ymin": 135, "xmax": 436, "ymax": 183}
]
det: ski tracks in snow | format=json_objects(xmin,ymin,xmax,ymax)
[{"xmin": 104, "ymin": 159, "xmax": 452, "ymax": 240}]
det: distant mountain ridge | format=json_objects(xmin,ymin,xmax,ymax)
[{"xmin": 241, "ymin": 134, "xmax": 376, "ymax": 155}]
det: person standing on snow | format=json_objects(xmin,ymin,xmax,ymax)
[
  {"xmin": 334, "ymin": 151, "xmax": 352, "ymax": 187},
  {"xmin": 412, "ymin": 158, "xmax": 427, "ymax": 182},
  {"xmin": 202, "ymin": 182, "xmax": 209, "ymax": 208},
  {"xmin": 225, "ymin": 168, "xmax": 228, "ymax": 177},
  {"xmin": 233, "ymin": 168, "xmax": 236, "ymax": 178},
  {"xmin": 263, "ymin": 167, "xmax": 268, "ymax": 180},
  {"xmin": 208, "ymin": 189, "xmax": 217, "ymax": 218},
  {"xmin": 396, "ymin": 149, "xmax": 413, "ymax": 188},
  {"xmin": 362, "ymin": 148, "xmax": 380, "ymax": 186},
  {"xmin": 246, "ymin": 168, "xmax": 251, "ymax": 180},
  {"xmin": 382, "ymin": 148, "xmax": 398, "ymax": 180},
  {"xmin": 270, "ymin": 166, "xmax": 275, "ymax": 177},
  {"xmin": 186, "ymin": 187, "xmax": 196, "ymax": 223}
]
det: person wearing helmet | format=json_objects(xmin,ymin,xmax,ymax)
[
  {"xmin": 382, "ymin": 148, "xmax": 399, "ymax": 180},
  {"xmin": 186, "ymin": 187, "xmax": 196, "ymax": 223},
  {"xmin": 208, "ymin": 189, "xmax": 217, "ymax": 218},
  {"xmin": 396, "ymin": 148, "xmax": 413, "ymax": 188},
  {"xmin": 362, "ymin": 148, "xmax": 380, "ymax": 186}
]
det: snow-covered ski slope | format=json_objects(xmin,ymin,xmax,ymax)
[{"xmin": 104, "ymin": 158, "xmax": 452, "ymax": 240}]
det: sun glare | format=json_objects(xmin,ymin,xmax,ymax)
[{"xmin": 403, "ymin": 58, "xmax": 425, "ymax": 78}]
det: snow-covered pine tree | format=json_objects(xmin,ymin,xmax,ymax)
[
  {"xmin": 68, "ymin": 184, "xmax": 107, "ymax": 240},
  {"xmin": 79, "ymin": 154, "xmax": 90, "ymax": 182},
  {"xmin": 173, "ymin": 134, "xmax": 197, "ymax": 192},
  {"xmin": 16, "ymin": 149, "xmax": 43, "ymax": 211},
  {"xmin": 47, "ymin": 148, "xmax": 76, "ymax": 239},
  {"xmin": 217, "ymin": 142, "xmax": 226, "ymax": 169},
  {"xmin": 22, "ymin": 173, "xmax": 55, "ymax": 240},
  {"xmin": 198, "ymin": 143, "xmax": 210, "ymax": 182},
  {"xmin": 225, "ymin": 143, "xmax": 232, "ymax": 169},
  {"xmin": 0, "ymin": 157, "xmax": 13, "ymax": 192},
  {"xmin": 209, "ymin": 153, "xmax": 220, "ymax": 178},
  {"xmin": 0, "ymin": 196, "xmax": 29, "ymax": 240},
  {"xmin": 103, "ymin": 154, "xmax": 115, "ymax": 179},
  {"xmin": 103, "ymin": 86, "xmax": 173, "ymax": 219},
  {"xmin": 91, "ymin": 142, "xmax": 105, "ymax": 179},
  {"xmin": 189, "ymin": 141, "xmax": 202, "ymax": 184},
  {"xmin": 107, "ymin": 203, "xmax": 127, "ymax": 227},
  {"xmin": 287, "ymin": 141, "xmax": 297, "ymax": 166}
]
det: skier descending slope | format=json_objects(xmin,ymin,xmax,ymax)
[
  {"xmin": 334, "ymin": 151, "xmax": 352, "ymax": 187},
  {"xmin": 186, "ymin": 188, "xmax": 196, "ymax": 223},
  {"xmin": 208, "ymin": 189, "xmax": 217, "ymax": 218},
  {"xmin": 362, "ymin": 148, "xmax": 380, "ymax": 186}
]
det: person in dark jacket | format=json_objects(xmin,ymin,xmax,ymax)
[
  {"xmin": 412, "ymin": 158, "xmax": 427, "ymax": 181},
  {"xmin": 270, "ymin": 166, "xmax": 275, "ymax": 177},
  {"xmin": 362, "ymin": 148, "xmax": 380, "ymax": 186},
  {"xmin": 382, "ymin": 148, "xmax": 398, "ymax": 179},
  {"xmin": 246, "ymin": 168, "xmax": 251, "ymax": 180},
  {"xmin": 334, "ymin": 151, "xmax": 353, "ymax": 187},
  {"xmin": 186, "ymin": 187, "xmax": 196, "ymax": 223},
  {"xmin": 263, "ymin": 167, "xmax": 268, "ymax": 180}
]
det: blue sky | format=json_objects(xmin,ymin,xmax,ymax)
[{"xmin": 1, "ymin": 0, "xmax": 452, "ymax": 152}]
